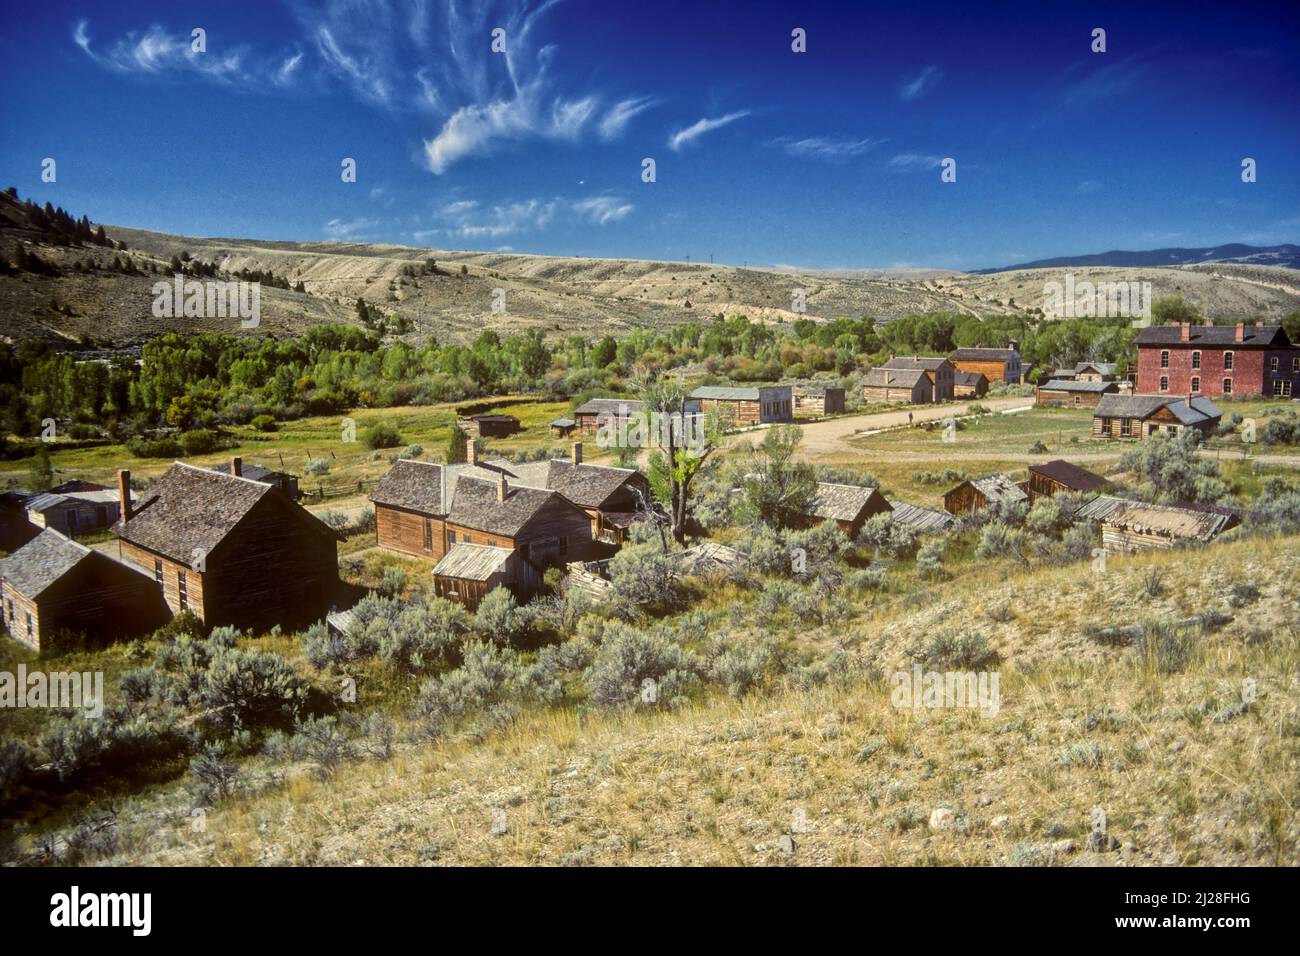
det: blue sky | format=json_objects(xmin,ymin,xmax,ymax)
[{"xmin": 1, "ymin": 0, "xmax": 1297, "ymax": 270}]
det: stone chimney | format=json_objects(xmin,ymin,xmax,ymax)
[
  {"xmin": 497, "ymin": 475, "xmax": 508, "ymax": 502},
  {"xmin": 117, "ymin": 469, "xmax": 132, "ymax": 522},
  {"xmin": 230, "ymin": 456, "xmax": 242, "ymax": 478},
  {"xmin": 1235, "ymin": 322, "xmax": 1245, "ymax": 343},
  {"xmin": 1179, "ymin": 322, "xmax": 1191, "ymax": 342},
  {"xmin": 467, "ymin": 439, "xmax": 479, "ymax": 465},
  {"xmin": 571, "ymin": 441, "xmax": 583, "ymax": 465}
]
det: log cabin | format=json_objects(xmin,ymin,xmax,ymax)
[
  {"xmin": 432, "ymin": 543, "xmax": 541, "ymax": 611},
  {"xmin": 456, "ymin": 413, "xmax": 521, "ymax": 438},
  {"xmin": 804, "ymin": 482, "xmax": 892, "ymax": 537},
  {"xmin": 879, "ymin": 357, "xmax": 956, "ymax": 402},
  {"xmin": 1035, "ymin": 379, "xmax": 1119, "ymax": 408},
  {"xmin": 862, "ymin": 367, "xmax": 929, "ymax": 404},
  {"xmin": 114, "ymin": 461, "xmax": 341, "ymax": 633},
  {"xmin": 204, "ymin": 458, "xmax": 300, "ymax": 500},
  {"xmin": 687, "ymin": 385, "xmax": 793, "ymax": 427},
  {"xmin": 1025, "ymin": 460, "xmax": 1110, "ymax": 501},
  {"xmin": 1092, "ymin": 394, "xmax": 1221, "ymax": 440},
  {"xmin": 943, "ymin": 474, "xmax": 1029, "ymax": 516},
  {"xmin": 953, "ymin": 370, "xmax": 989, "ymax": 398},
  {"xmin": 22, "ymin": 481, "xmax": 136, "ymax": 538},
  {"xmin": 1075, "ymin": 495, "xmax": 1240, "ymax": 553},
  {"xmin": 0, "ymin": 529, "xmax": 169, "ymax": 655},
  {"xmin": 793, "ymin": 386, "xmax": 846, "ymax": 417},
  {"xmin": 573, "ymin": 398, "xmax": 646, "ymax": 438}
]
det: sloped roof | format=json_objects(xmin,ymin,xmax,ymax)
[
  {"xmin": 864, "ymin": 367, "xmax": 926, "ymax": 388},
  {"xmin": 954, "ymin": 370, "xmax": 988, "ymax": 387},
  {"xmin": 118, "ymin": 462, "xmax": 332, "ymax": 565},
  {"xmin": 550, "ymin": 418, "xmax": 576, "ymax": 428},
  {"xmin": 0, "ymin": 528, "xmax": 91, "ymax": 598},
  {"xmin": 432, "ymin": 543, "xmax": 514, "ymax": 581},
  {"xmin": 447, "ymin": 476, "xmax": 560, "ymax": 537},
  {"xmin": 573, "ymin": 397, "xmax": 645, "ymax": 417},
  {"xmin": 882, "ymin": 356, "xmax": 950, "ymax": 371},
  {"xmin": 808, "ymin": 482, "xmax": 886, "ymax": 523},
  {"xmin": 370, "ymin": 459, "xmax": 446, "ymax": 514},
  {"xmin": 1075, "ymin": 361, "xmax": 1117, "ymax": 375},
  {"xmin": 672, "ymin": 542, "xmax": 748, "ymax": 575},
  {"xmin": 1078, "ymin": 495, "xmax": 1238, "ymax": 541},
  {"xmin": 1039, "ymin": 379, "xmax": 1118, "ymax": 393},
  {"xmin": 1094, "ymin": 394, "xmax": 1221, "ymax": 424},
  {"xmin": 885, "ymin": 499, "xmax": 954, "ymax": 533},
  {"xmin": 24, "ymin": 492, "xmax": 70, "ymax": 513},
  {"xmin": 205, "ymin": 462, "xmax": 289, "ymax": 484},
  {"xmin": 1135, "ymin": 324, "xmax": 1290, "ymax": 347},
  {"xmin": 1029, "ymin": 459, "xmax": 1109, "ymax": 492},
  {"xmin": 950, "ymin": 347, "xmax": 1018, "ymax": 360},
  {"xmin": 543, "ymin": 459, "xmax": 641, "ymax": 509},
  {"xmin": 967, "ymin": 474, "xmax": 1029, "ymax": 504},
  {"xmin": 690, "ymin": 385, "xmax": 762, "ymax": 401}
]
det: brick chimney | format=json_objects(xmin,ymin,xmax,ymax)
[
  {"xmin": 1235, "ymin": 322, "xmax": 1245, "ymax": 343},
  {"xmin": 1179, "ymin": 322, "xmax": 1190, "ymax": 342},
  {"xmin": 117, "ymin": 469, "xmax": 132, "ymax": 522},
  {"xmin": 467, "ymin": 438, "xmax": 479, "ymax": 465},
  {"xmin": 230, "ymin": 456, "xmax": 242, "ymax": 478},
  {"xmin": 571, "ymin": 441, "xmax": 583, "ymax": 465},
  {"xmin": 497, "ymin": 475, "xmax": 508, "ymax": 502}
]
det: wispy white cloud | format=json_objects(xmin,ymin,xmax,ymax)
[
  {"xmin": 571, "ymin": 195, "xmax": 634, "ymax": 225},
  {"xmin": 323, "ymin": 217, "xmax": 381, "ymax": 240},
  {"xmin": 1059, "ymin": 56, "xmax": 1147, "ymax": 107},
  {"xmin": 899, "ymin": 65, "xmax": 943, "ymax": 101},
  {"xmin": 599, "ymin": 96, "xmax": 659, "ymax": 140},
  {"xmin": 431, "ymin": 193, "xmax": 635, "ymax": 239},
  {"xmin": 1076, "ymin": 179, "xmax": 1103, "ymax": 194},
  {"xmin": 770, "ymin": 136, "xmax": 886, "ymax": 162},
  {"xmin": 887, "ymin": 153, "xmax": 944, "ymax": 171},
  {"xmin": 668, "ymin": 111, "xmax": 749, "ymax": 152}
]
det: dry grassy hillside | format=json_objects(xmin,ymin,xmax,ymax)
[
  {"xmin": 43, "ymin": 531, "xmax": 1298, "ymax": 868},
  {"xmin": 5, "ymin": 214, "xmax": 1300, "ymax": 347}
]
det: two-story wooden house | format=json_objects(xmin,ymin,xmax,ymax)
[
  {"xmin": 949, "ymin": 342, "xmax": 1023, "ymax": 384},
  {"xmin": 879, "ymin": 357, "xmax": 956, "ymax": 402}
]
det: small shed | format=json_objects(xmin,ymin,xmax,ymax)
[
  {"xmin": 885, "ymin": 498, "xmax": 955, "ymax": 534},
  {"xmin": 943, "ymin": 474, "xmax": 1029, "ymax": 516},
  {"xmin": 805, "ymin": 482, "xmax": 892, "ymax": 537},
  {"xmin": 1075, "ymin": 496, "xmax": 1240, "ymax": 553},
  {"xmin": 953, "ymin": 370, "xmax": 989, "ymax": 398},
  {"xmin": 432, "ymin": 542, "xmax": 538, "ymax": 611},
  {"xmin": 457, "ymin": 414, "xmax": 521, "ymax": 438},
  {"xmin": 1026, "ymin": 460, "xmax": 1109, "ymax": 500},
  {"xmin": 1035, "ymin": 379, "xmax": 1119, "ymax": 408},
  {"xmin": 549, "ymin": 418, "xmax": 578, "ymax": 437}
]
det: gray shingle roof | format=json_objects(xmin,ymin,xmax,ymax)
[
  {"xmin": 1135, "ymin": 324, "xmax": 1290, "ymax": 347},
  {"xmin": 954, "ymin": 370, "xmax": 987, "ymax": 387},
  {"xmin": 369, "ymin": 459, "xmax": 447, "ymax": 514},
  {"xmin": 118, "ymin": 462, "xmax": 333, "ymax": 565},
  {"xmin": 808, "ymin": 482, "xmax": 886, "ymax": 523},
  {"xmin": 1075, "ymin": 361, "xmax": 1117, "ymax": 375},
  {"xmin": 1039, "ymin": 379, "xmax": 1118, "ymax": 393},
  {"xmin": 0, "ymin": 528, "xmax": 91, "ymax": 598},
  {"xmin": 690, "ymin": 385, "xmax": 761, "ymax": 400},
  {"xmin": 949, "ymin": 347, "xmax": 1018, "ymax": 360},
  {"xmin": 432, "ymin": 543, "xmax": 514, "ymax": 581},
  {"xmin": 885, "ymin": 499, "xmax": 954, "ymax": 532},
  {"xmin": 1094, "ymin": 394, "xmax": 1221, "ymax": 424},
  {"xmin": 882, "ymin": 356, "xmax": 949, "ymax": 371},
  {"xmin": 969, "ymin": 474, "xmax": 1029, "ymax": 504},
  {"xmin": 542, "ymin": 460, "xmax": 641, "ymax": 509},
  {"xmin": 1076, "ymin": 495, "xmax": 1238, "ymax": 541},
  {"xmin": 864, "ymin": 367, "xmax": 926, "ymax": 388},
  {"xmin": 573, "ymin": 397, "xmax": 645, "ymax": 417},
  {"xmin": 447, "ymin": 476, "xmax": 560, "ymax": 537}
]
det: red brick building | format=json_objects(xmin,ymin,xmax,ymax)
[{"xmin": 1135, "ymin": 322, "xmax": 1300, "ymax": 399}]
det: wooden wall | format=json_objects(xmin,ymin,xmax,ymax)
[{"xmin": 376, "ymin": 503, "xmax": 448, "ymax": 561}]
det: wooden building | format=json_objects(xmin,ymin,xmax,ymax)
[
  {"xmin": 573, "ymin": 398, "xmax": 646, "ymax": 437},
  {"xmin": 949, "ymin": 342, "xmax": 1023, "ymax": 384},
  {"xmin": 1092, "ymin": 394, "xmax": 1222, "ymax": 440},
  {"xmin": 115, "ymin": 462, "xmax": 340, "ymax": 633},
  {"xmin": 879, "ymin": 357, "xmax": 956, "ymax": 402},
  {"xmin": 1025, "ymin": 460, "xmax": 1109, "ymax": 501},
  {"xmin": 0, "ymin": 529, "xmax": 169, "ymax": 655},
  {"xmin": 792, "ymin": 386, "xmax": 846, "ymax": 417},
  {"xmin": 456, "ymin": 413, "xmax": 521, "ymax": 438},
  {"xmin": 885, "ymin": 498, "xmax": 955, "ymax": 534},
  {"xmin": 549, "ymin": 418, "xmax": 578, "ymax": 437},
  {"xmin": 432, "ymin": 543, "xmax": 541, "ymax": 611},
  {"xmin": 1035, "ymin": 379, "xmax": 1120, "ymax": 408},
  {"xmin": 206, "ymin": 458, "xmax": 300, "ymax": 500},
  {"xmin": 804, "ymin": 482, "xmax": 892, "ymax": 537},
  {"xmin": 953, "ymin": 370, "xmax": 989, "ymax": 398},
  {"xmin": 687, "ymin": 385, "xmax": 793, "ymax": 427},
  {"xmin": 509, "ymin": 443, "xmax": 652, "ymax": 545},
  {"xmin": 943, "ymin": 474, "xmax": 1029, "ymax": 516},
  {"xmin": 1075, "ymin": 495, "xmax": 1240, "ymax": 554},
  {"xmin": 23, "ymin": 482, "xmax": 135, "ymax": 538},
  {"xmin": 0, "ymin": 492, "xmax": 40, "ymax": 552},
  {"xmin": 1073, "ymin": 361, "xmax": 1118, "ymax": 382},
  {"xmin": 862, "ymin": 367, "xmax": 929, "ymax": 404}
]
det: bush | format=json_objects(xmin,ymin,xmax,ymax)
[
  {"xmin": 1137, "ymin": 620, "xmax": 1195, "ymax": 673},
  {"xmin": 975, "ymin": 522, "xmax": 1029, "ymax": 563},
  {"xmin": 251, "ymin": 414, "xmax": 278, "ymax": 433},
  {"xmin": 179, "ymin": 428, "xmax": 228, "ymax": 456},
  {"xmin": 126, "ymin": 435, "xmax": 184, "ymax": 459},
  {"xmin": 911, "ymin": 630, "xmax": 998, "ymax": 670},
  {"xmin": 707, "ymin": 637, "xmax": 783, "ymax": 697},
  {"xmin": 915, "ymin": 538, "xmax": 945, "ymax": 579},
  {"xmin": 586, "ymin": 624, "xmax": 700, "ymax": 708},
  {"xmin": 198, "ymin": 647, "xmax": 309, "ymax": 732},
  {"xmin": 1261, "ymin": 411, "xmax": 1300, "ymax": 446},
  {"xmin": 857, "ymin": 513, "xmax": 917, "ymax": 560},
  {"xmin": 415, "ymin": 641, "xmax": 526, "ymax": 731},
  {"xmin": 378, "ymin": 566, "xmax": 406, "ymax": 598},
  {"xmin": 474, "ymin": 588, "xmax": 527, "ymax": 645},
  {"xmin": 362, "ymin": 420, "xmax": 403, "ymax": 450},
  {"xmin": 304, "ymin": 457, "xmax": 330, "ymax": 476},
  {"xmin": 0, "ymin": 740, "xmax": 34, "ymax": 808},
  {"xmin": 1027, "ymin": 440, "xmax": 1048, "ymax": 454},
  {"xmin": 608, "ymin": 542, "xmax": 686, "ymax": 616},
  {"xmin": 187, "ymin": 743, "xmax": 240, "ymax": 804}
]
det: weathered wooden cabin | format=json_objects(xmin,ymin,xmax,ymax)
[
  {"xmin": 1035, "ymin": 379, "xmax": 1119, "ymax": 407},
  {"xmin": 115, "ymin": 463, "xmax": 341, "ymax": 633},
  {"xmin": 456, "ymin": 413, "xmax": 521, "ymax": 438},
  {"xmin": 953, "ymin": 370, "xmax": 989, "ymax": 398},
  {"xmin": 1025, "ymin": 460, "xmax": 1109, "ymax": 501},
  {"xmin": 1075, "ymin": 495, "xmax": 1240, "ymax": 553},
  {"xmin": 949, "ymin": 342, "xmax": 1023, "ymax": 384},
  {"xmin": 549, "ymin": 418, "xmax": 578, "ymax": 437},
  {"xmin": 432, "ymin": 543, "xmax": 541, "ymax": 611},
  {"xmin": 0, "ymin": 529, "xmax": 169, "ymax": 655},
  {"xmin": 573, "ymin": 398, "xmax": 646, "ymax": 438},
  {"xmin": 879, "ymin": 357, "xmax": 956, "ymax": 402},
  {"xmin": 804, "ymin": 482, "xmax": 892, "ymax": 537},
  {"xmin": 943, "ymin": 474, "xmax": 1029, "ymax": 516},
  {"xmin": 1092, "ymin": 394, "xmax": 1222, "ymax": 440},
  {"xmin": 793, "ymin": 386, "xmax": 846, "ymax": 417},
  {"xmin": 510, "ymin": 443, "xmax": 652, "ymax": 545},
  {"xmin": 687, "ymin": 385, "xmax": 793, "ymax": 427},
  {"xmin": 862, "ymin": 367, "xmax": 930, "ymax": 404},
  {"xmin": 23, "ymin": 481, "xmax": 136, "ymax": 538},
  {"xmin": 205, "ymin": 457, "xmax": 300, "ymax": 500},
  {"xmin": 885, "ymin": 498, "xmax": 955, "ymax": 534}
]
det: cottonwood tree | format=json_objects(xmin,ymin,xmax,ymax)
[{"xmin": 635, "ymin": 370, "xmax": 721, "ymax": 546}]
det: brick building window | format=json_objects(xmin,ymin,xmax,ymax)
[
  {"xmin": 1191, "ymin": 351, "xmax": 1201, "ymax": 369},
  {"xmin": 1224, "ymin": 351, "xmax": 1233, "ymax": 370},
  {"xmin": 1191, "ymin": 377, "xmax": 1200, "ymax": 393},
  {"xmin": 1223, "ymin": 378, "xmax": 1232, "ymax": 395},
  {"xmin": 1159, "ymin": 376, "xmax": 1168, "ymax": 392},
  {"xmin": 1270, "ymin": 356, "xmax": 1279, "ymax": 370},
  {"xmin": 1160, "ymin": 350, "xmax": 1169, "ymax": 368}
]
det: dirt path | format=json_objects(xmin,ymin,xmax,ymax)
[{"xmin": 786, "ymin": 396, "xmax": 1033, "ymax": 456}]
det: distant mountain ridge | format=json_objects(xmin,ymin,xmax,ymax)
[{"xmin": 974, "ymin": 243, "xmax": 1300, "ymax": 274}]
